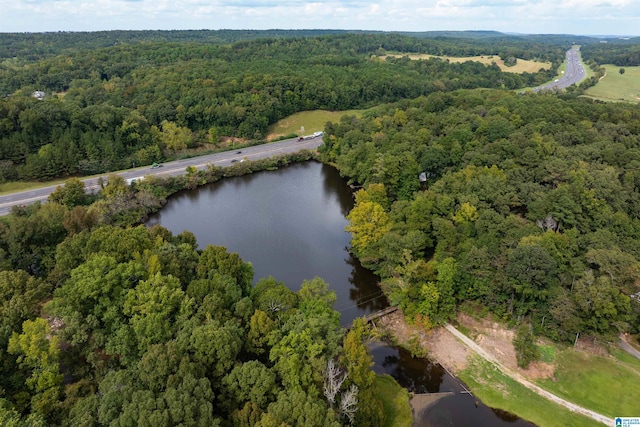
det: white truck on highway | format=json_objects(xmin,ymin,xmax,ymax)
[{"xmin": 298, "ymin": 131, "xmax": 324, "ymax": 141}]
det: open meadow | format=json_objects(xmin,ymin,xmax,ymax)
[
  {"xmin": 584, "ymin": 64, "xmax": 640, "ymax": 103},
  {"xmin": 379, "ymin": 53, "xmax": 551, "ymax": 74},
  {"xmin": 535, "ymin": 345, "xmax": 640, "ymax": 418},
  {"xmin": 267, "ymin": 109, "xmax": 365, "ymax": 139}
]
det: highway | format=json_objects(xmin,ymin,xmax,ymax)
[
  {"xmin": 0, "ymin": 136, "xmax": 324, "ymax": 216},
  {"xmin": 534, "ymin": 46, "xmax": 586, "ymax": 92}
]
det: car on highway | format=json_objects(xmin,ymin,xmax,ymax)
[
  {"xmin": 236, "ymin": 151, "xmax": 242, "ymax": 154},
  {"xmin": 151, "ymin": 163, "xmax": 163, "ymax": 169},
  {"xmin": 231, "ymin": 159, "xmax": 239, "ymax": 163}
]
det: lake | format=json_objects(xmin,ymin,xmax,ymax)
[{"xmin": 148, "ymin": 160, "xmax": 534, "ymax": 427}]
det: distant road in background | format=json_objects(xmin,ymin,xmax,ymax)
[
  {"xmin": 0, "ymin": 136, "xmax": 324, "ymax": 216},
  {"xmin": 534, "ymin": 46, "xmax": 585, "ymax": 92}
]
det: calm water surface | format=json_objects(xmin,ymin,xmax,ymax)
[
  {"xmin": 369, "ymin": 342, "xmax": 535, "ymax": 427},
  {"xmin": 148, "ymin": 161, "xmax": 388, "ymax": 322},
  {"xmin": 148, "ymin": 161, "xmax": 534, "ymax": 427}
]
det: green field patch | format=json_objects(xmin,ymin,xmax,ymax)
[
  {"xmin": 379, "ymin": 53, "xmax": 551, "ymax": 74},
  {"xmin": 584, "ymin": 64, "xmax": 640, "ymax": 103},
  {"xmin": 610, "ymin": 348, "xmax": 640, "ymax": 373},
  {"xmin": 459, "ymin": 357, "xmax": 602, "ymax": 427},
  {"xmin": 374, "ymin": 374, "xmax": 413, "ymax": 427},
  {"xmin": 536, "ymin": 348, "xmax": 640, "ymax": 418},
  {"xmin": 537, "ymin": 343, "xmax": 557, "ymax": 364},
  {"xmin": 0, "ymin": 179, "xmax": 65, "ymax": 195},
  {"xmin": 267, "ymin": 109, "xmax": 365, "ymax": 140}
]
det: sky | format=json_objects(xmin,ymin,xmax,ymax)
[{"xmin": 0, "ymin": 0, "xmax": 638, "ymax": 36}]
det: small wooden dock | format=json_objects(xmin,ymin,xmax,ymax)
[{"xmin": 343, "ymin": 306, "xmax": 399, "ymax": 329}]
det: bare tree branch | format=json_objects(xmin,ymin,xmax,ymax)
[
  {"xmin": 339, "ymin": 384, "xmax": 359, "ymax": 424},
  {"xmin": 323, "ymin": 359, "xmax": 347, "ymax": 407}
]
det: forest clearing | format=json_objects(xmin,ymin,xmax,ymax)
[{"xmin": 378, "ymin": 53, "xmax": 552, "ymax": 73}]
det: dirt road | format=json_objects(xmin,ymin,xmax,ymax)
[{"xmin": 444, "ymin": 324, "xmax": 612, "ymax": 426}]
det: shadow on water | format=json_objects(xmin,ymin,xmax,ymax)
[
  {"xmin": 346, "ymin": 253, "xmax": 389, "ymax": 314},
  {"xmin": 321, "ymin": 162, "xmax": 355, "ymax": 217},
  {"xmin": 369, "ymin": 342, "xmax": 536, "ymax": 427}
]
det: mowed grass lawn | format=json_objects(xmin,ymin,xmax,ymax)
[
  {"xmin": 267, "ymin": 109, "xmax": 365, "ymax": 140},
  {"xmin": 584, "ymin": 64, "xmax": 640, "ymax": 103},
  {"xmin": 536, "ymin": 347, "xmax": 640, "ymax": 418},
  {"xmin": 380, "ymin": 53, "xmax": 551, "ymax": 74},
  {"xmin": 459, "ymin": 357, "xmax": 603, "ymax": 427}
]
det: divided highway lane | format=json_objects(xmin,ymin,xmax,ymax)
[
  {"xmin": 534, "ymin": 46, "xmax": 586, "ymax": 92},
  {"xmin": 0, "ymin": 136, "xmax": 324, "ymax": 216}
]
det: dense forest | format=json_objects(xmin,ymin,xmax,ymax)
[
  {"xmin": 3, "ymin": 30, "xmax": 640, "ymax": 425},
  {"xmin": 0, "ymin": 155, "xmax": 388, "ymax": 426},
  {"xmin": 0, "ymin": 32, "xmax": 564, "ymax": 181},
  {"xmin": 582, "ymin": 40, "xmax": 640, "ymax": 66},
  {"xmin": 321, "ymin": 89, "xmax": 640, "ymax": 343},
  {"xmin": 0, "ymin": 29, "xmax": 599, "ymax": 61}
]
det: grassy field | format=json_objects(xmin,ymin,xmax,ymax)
[
  {"xmin": 0, "ymin": 179, "xmax": 66, "ymax": 195},
  {"xmin": 535, "ymin": 347, "xmax": 640, "ymax": 418},
  {"xmin": 374, "ymin": 374, "xmax": 413, "ymax": 427},
  {"xmin": 266, "ymin": 109, "xmax": 365, "ymax": 140},
  {"xmin": 584, "ymin": 64, "xmax": 640, "ymax": 103},
  {"xmin": 379, "ymin": 53, "xmax": 551, "ymax": 74},
  {"xmin": 610, "ymin": 347, "xmax": 640, "ymax": 371},
  {"xmin": 458, "ymin": 358, "xmax": 604, "ymax": 427}
]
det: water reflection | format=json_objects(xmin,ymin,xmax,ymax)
[
  {"xmin": 148, "ymin": 161, "xmax": 387, "ymax": 324},
  {"xmin": 346, "ymin": 253, "xmax": 389, "ymax": 313},
  {"xmin": 492, "ymin": 408, "xmax": 523, "ymax": 423},
  {"xmin": 369, "ymin": 341, "xmax": 536, "ymax": 427},
  {"xmin": 321, "ymin": 162, "xmax": 354, "ymax": 217},
  {"xmin": 369, "ymin": 342, "xmax": 447, "ymax": 393}
]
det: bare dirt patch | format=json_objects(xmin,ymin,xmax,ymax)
[
  {"xmin": 574, "ymin": 336, "xmax": 609, "ymax": 357},
  {"xmin": 377, "ymin": 310, "xmax": 555, "ymax": 380},
  {"xmin": 457, "ymin": 313, "xmax": 517, "ymax": 370},
  {"xmin": 456, "ymin": 313, "xmax": 557, "ymax": 380},
  {"xmin": 376, "ymin": 311, "xmax": 470, "ymax": 373}
]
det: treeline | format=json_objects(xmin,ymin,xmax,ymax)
[
  {"xmin": 0, "ymin": 150, "xmax": 318, "ymax": 278},
  {"xmin": 0, "ymin": 29, "xmax": 576, "ymax": 62},
  {"xmin": 0, "ymin": 29, "xmax": 352, "ymax": 61},
  {"xmin": 321, "ymin": 89, "xmax": 640, "ymax": 342},
  {"xmin": 0, "ymin": 153, "xmax": 387, "ymax": 426},
  {"xmin": 0, "ymin": 33, "xmax": 560, "ymax": 181},
  {"xmin": 582, "ymin": 42, "xmax": 640, "ymax": 66}
]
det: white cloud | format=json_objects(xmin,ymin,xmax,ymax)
[{"xmin": 0, "ymin": 0, "xmax": 638, "ymax": 34}]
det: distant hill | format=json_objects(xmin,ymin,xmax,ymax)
[{"xmin": 397, "ymin": 30, "xmax": 506, "ymax": 39}]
